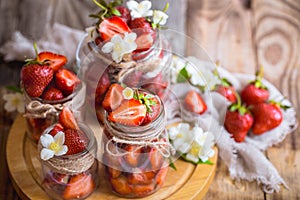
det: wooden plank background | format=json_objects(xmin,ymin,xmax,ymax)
[{"xmin": 1, "ymin": 0, "xmax": 300, "ymax": 199}]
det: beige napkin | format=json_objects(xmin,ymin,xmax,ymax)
[
  {"xmin": 0, "ymin": 23, "xmax": 85, "ymax": 67},
  {"xmin": 165, "ymin": 57, "xmax": 297, "ymax": 193}
]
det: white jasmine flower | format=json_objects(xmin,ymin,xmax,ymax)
[
  {"xmin": 40, "ymin": 131, "xmax": 68, "ymax": 160},
  {"xmin": 122, "ymin": 87, "xmax": 134, "ymax": 99},
  {"xmin": 102, "ymin": 32, "xmax": 137, "ymax": 63},
  {"xmin": 127, "ymin": 0, "xmax": 153, "ymax": 19},
  {"xmin": 168, "ymin": 123, "xmax": 215, "ymax": 163},
  {"xmin": 153, "ymin": 10, "xmax": 169, "ymax": 25},
  {"xmin": 3, "ymin": 93, "xmax": 24, "ymax": 113}
]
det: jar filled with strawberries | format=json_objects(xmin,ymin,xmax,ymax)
[
  {"xmin": 100, "ymin": 84, "xmax": 174, "ymax": 198},
  {"xmin": 77, "ymin": 0, "xmax": 173, "ymax": 116},
  {"xmin": 39, "ymin": 107, "xmax": 98, "ymax": 200},
  {"xmin": 21, "ymin": 46, "xmax": 85, "ymax": 143}
]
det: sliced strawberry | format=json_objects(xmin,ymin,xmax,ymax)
[
  {"xmin": 123, "ymin": 144, "xmax": 142, "ymax": 167},
  {"xmin": 102, "ymin": 83, "xmax": 124, "ymax": 111},
  {"xmin": 127, "ymin": 171, "xmax": 152, "ymax": 185},
  {"xmin": 184, "ymin": 90, "xmax": 207, "ymax": 114},
  {"xmin": 116, "ymin": 6, "xmax": 131, "ymax": 24},
  {"xmin": 95, "ymin": 70, "xmax": 111, "ymax": 103},
  {"xmin": 63, "ymin": 173, "xmax": 95, "ymax": 199},
  {"xmin": 59, "ymin": 107, "xmax": 79, "ymax": 130},
  {"xmin": 98, "ymin": 16, "xmax": 131, "ymax": 41},
  {"xmin": 108, "ymin": 99, "xmax": 147, "ymax": 126},
  {"xmin": 134, "ymin": 33, "xmax": 154, "ymax": 52},
  {"xmin": 129, "ymin": 17, "xmax": 153, "ymax": 34},
  {"xmin": 21, "ymin": 64, "xmax": 54, "ymax": 97},
  {"xmin": 107, "ymin": 167, "xmax": 122, "ymax": 179},
  {"xmin": 148, "ymin": 147, "xmax": 164, "ymax": 170},
  {"xmin": 110, "ymin": 176, "xmax": 132, "ymax": 195},
  {"xmin": 38, "ymin": 51, "xmax": 67, "ymax": 72},
  {"xmin": 155, "ymin": 167, "xmax": 168, "ymax": 186},
  {"xmin": 132, "ymin": 183, "xmax": 155, "ymax": 197},
  {"xmin": 49, "ymin": 123, "xmax": 64, "ymax": 137},
  {"xmin": 215, "ymin": 85, "xmax": 237, "ymax": 103},
  {"xmin": 42, "ymin": 87, "xmax": 64, "ymax": 101},
  {"xmin": 55, "ymin": 68, "xmax": 81, "ymax": 96},
  {"xmin": 64, "ymin": 129, "xmax": 89, "ymax": 155}
]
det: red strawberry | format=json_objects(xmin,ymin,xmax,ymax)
[
  {"xmin": 98, "ymin": 16, "xmax": 131, "ymax": 41},
  {"xmin": 129, "ymin": 18, "xmax": 153, "ymax": 34},
  {"xmin": 63, "ymin": 173, "xmax": 95, "ymax": 199},
  {"xmin": 132, "ymin": 183, "xmax": 155, "ymax": 197},
  {"xmin": 224, "ymin": 95, "xmax": 253, "ymax": 142},
  {"xmin": 134, "ymin": 33, "xmax": 154, "ymax": 52},
  {"xmin": 49, "ymin": 123, "xmax": 64, "ymax": 137},
  {"xmin": 59, "ymin": 107, "xmax": 79, "ymax": 130},
  {"xmin": 21, "ymin": 64, "xmax": 54, "ymax": 97},
  {"xmin": 241, "ymin": 68, "xmax": 269, "ymax": 105},
  {"xmin": 102, "ymin": 83, "xmax": 124, "ymax": 111},
  {"xmin": 127, "ymin": 171, "xmax": 152, "ymax": 185},
  {"xmin": 142, "ymin": 97, "xmax": 161, "ymax": 125},
  {"xmin": 155, "ymin": 167, "xmax": 168, "ymax": 186},
  {"xmin": 64, "ymin": 129, "xmax": 89, "ymax": 155},
  {"xmin": 108, "ymin": 99, "xmax": 147, "ymax": 126},
  {"xmin": 251, "ymin": 101, "xmax": 286, "ymax": 135},
  {"xmin": 38, "ymin": 52, "xmax": 67, "ymax": 72},
  {"xmin": 215, "ymin": 85, "xmax": 237, "ymax": 103},
  {"xmin": 124, "ymin": 145, "xmax": 141, "ymax": 167},
  {"xmin": 107, "ymin": 167, "xmax": 122, "ymax": 179},
  {"xmin": 55, "ymin": 69, "xmax": 81, "ymax": 96},
  {"xmin": 42, "ymin": 87, "xmax": 64, "ymax": 101},
  {"xmin": 116, "ymin": 6, "xmax": 131, "ymax": 23},
  {"xmin": 184, "ymin": 90, "xmax": 207, "ymax": 115},
  {"xmin": 95, "ymin": 70, "xmax": 111, "ymax": 103},
  {"xmin": 110, "ymin": 176, "xmax": 132, "ymax": 195}
]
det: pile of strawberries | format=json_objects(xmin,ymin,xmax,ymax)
[
  {"xmin": 220, "ymin": 71, "xmax": 289, "ymax": 142},
  {"xmin": 43, "ymin": 107, "xmax": 96, "ymax": 199},
  {"xmin": 100, "ymin": 83, "xmax": 161, "ymax": 126},
  {"xmin": 21, "ymin": 50, "xmax": 81, "ymax": 100},
  {"xmin": 91, "ymin": 1, "xmax": 155, "ymax": 53}
]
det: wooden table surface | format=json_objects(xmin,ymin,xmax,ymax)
[{"xmin": 1, "ymin": 0, "xmax": 300, "ymax": 199}]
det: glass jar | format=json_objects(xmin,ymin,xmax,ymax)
[
  {"xmin": 76, "ymin": 29, "xmax": 173, "ymax": 125},
  {"xmin": 39, "ymin": 123, "xmax": 98, "ymax": 200},
  {"xmin": 23, "ymin": 82, "xmax": 86, "ymax": 143},
  {"xmin": 101, "ymin": 91, "xmax": 173, "ymax": 198}
]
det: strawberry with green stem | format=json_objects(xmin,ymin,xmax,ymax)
[
  {"xmin": 251, "ymin": 100, "xmax": 289, "ymax": 135},
  {"xmin": 241, "ymin": 67, "xmax": 269, "ymax": 105},
  {"xmin": 224, "ymin": 93, "xmax": 253, "ymax": 142}
]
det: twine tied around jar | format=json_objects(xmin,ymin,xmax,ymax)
[
  {"xmin": 24, "ymin": 100, "xmax": 68, "ymax": 118},
  {"xmin": 44, "ymin": 151, "xmax": 95, "ymax": 175}
]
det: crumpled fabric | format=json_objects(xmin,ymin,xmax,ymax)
[
  {"xmin": 165, "ymin": 56, "xmax": 297, "ymax": 193},
  {"xmin": 0, "ymin": 23, "xmax": 85, "ymax": 67}
]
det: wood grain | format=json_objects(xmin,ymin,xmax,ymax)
[{"xmin": 6, "ymin": 115, "xmax": 218, "ymax": 200}]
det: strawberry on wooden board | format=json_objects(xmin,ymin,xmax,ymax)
[
  {"xmin": 102, "ymin": 83, "xmax": 124, "ymax": 111},
  {"xmin": 241, "ymin": 68, "xmax": 269, "ymax": 105},
  {"xmin": 63, "ymin": 173, "xmax": 95, "ymax": 199},
  {"xmin": 98, "ymin": 16, "xmax": 131, "ymax": 41},
  {"xmin": 38, "ymin": 51, "xmax": 67, "ymax": 72},
  {"xmin": 108, "ymin": 99, "xmax": 147, "ymax": 126},
  {"xmin": 55, "ymin": 68, "xmax": 81, "ymax": 96},
  {"xmin": 224, "ymin": 94, "xmax": 253, "ymax": 142},
  {"xmin": 59, "ymin": 107, "xmax": 79, "ymax": 130},
  {"xmin": 251, "ymin": 101, "xmax": 288, "ymax": 135},
  {"xmin": 64, "ymin": 129, "xmax": 89, "ymax": 155},
  {"xmin": 184, "ymin": 90, "xmax": 207, "ymax": 115},
  {"xmin": 41, "ymin": 87, "xmax": 64, "ymax": 101},
  {"xmin": 21, "ymin": 64, "xmax": 54, "ymax": 98}
]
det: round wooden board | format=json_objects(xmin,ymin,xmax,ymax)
[{"xmin": 6, "ymin": 115, "xmax": 218, "ymax": 200}]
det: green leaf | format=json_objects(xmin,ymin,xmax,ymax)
[
  {"xmin": 6, "ymin": 86, "xmax": 22, "ymax": 93},
  {"xmin": 177, "ymin": 66, "xmax": 190, "ymax": 83},
  {"xmin": 169, "ymin": 158, "xmax": 177, "ymax": 170},
  {"xmin": 111, "ymin": 7, "xmax": 121, "ymax": 16}
]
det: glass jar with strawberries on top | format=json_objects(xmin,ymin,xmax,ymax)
[
  {"xmin": 100, "ymin": 83, "xmax": 174, "ymax": 198},
  {"xmin": 21, "ymin": 45, "xmax": 85, "ymax": 143},
  {"xmin": 77, "ymin": 0, "xmax": 173, "ymax": 120},
  {"xmin": 39, "ymin": 107, "xmax": 98, "ymax": 200}
]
